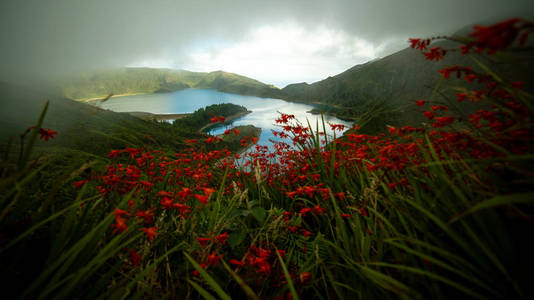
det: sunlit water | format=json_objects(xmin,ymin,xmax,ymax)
[{"xmin": 100, "ymin": 89, "xmax": 352, "ymax": 153}]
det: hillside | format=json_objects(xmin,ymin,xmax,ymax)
[
  {"xmin": 280, "ymin": 40, "xmax": 534, "ymax": 127},
  {"xmin": 280, "ymin": 41, "xmax": 472, "ymax": 124},
  {"xmin": 0, "ymin": 82, "xmax": 261, "ymax": 161},
  {"xmin": 59, "ymin": 68, "xmax": 280, "ymax": 101}
]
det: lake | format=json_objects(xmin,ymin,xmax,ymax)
[{"xmin": 100, "ymin": 89, "xmax": 352, "ymax": 149}]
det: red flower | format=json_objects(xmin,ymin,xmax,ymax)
[
  {"xmin": 511, "ymin": 81, "xmax": 525, "ymax": 89},
  {"xmin": 283, "ymin": 211, "xmax": 293, "ymax": 221},
  {"xmin": 215, "ymin": 232, "xmax": 229, "ymax": 245},
  {"xmin": 455, "ymin": 93, "xmax": 467, "ymax": 102},
  {"xmin": 409, "ymin": 38, "xmax": 421, "ymax": 48},
  {"xmin": 135, "ymin": 210, "xmax": 155, "ymax": 224},
  {"xmin": 299, "ymin": 272, "xmax": 312, "ymax": 283},
  {"xmin": 312, "ymin": 204, "xmax": 327, "ymax": 215},
  {"xmin": 334, "ymin": 192, "xmax": 345, "ymax": 200},
  {"xmin": 108, "ymin": 149, "xmax": 123, "ymax": 158},
  {"xmin": 193, "ymin": 263, "xmax": 207, "ymax": 276},
  {"xmin": 229, "ymin": 259, "xmax": 245, "ymax": 267},
  {"xmin": 160, "ymin": 196, "xmax": 174, "ymax": 209},
  {"xmin": 201, "ymin": 187, "xmax": 216, "ymax": 197},
  {"xmin": 173, "ymin": 203, "xmax": 191, "ymax": 217},
  {"xmin": 111, "ymin": 216, "xmax": 128, "ymax": 234},
  {"xmin": 39, "ymin": 128, "xmax": 57, "ymax": 141},
  {"xmin": 301, "ymin": 230, "xmax": 312, "ymax": 238},
  {"xmin": 194, "ymin": 194, "xmax": 209, "ymax": 204},
  {"xmin": 423, "ymin": 111, "xmax": 435, "ymax": 120},
  {"xmin": 433, "ymin": 116, "xmax": 455, "ymax": 128},
  {"xmin": 424, "ymin": 47, "xmax": 445, "ymax": 61},
  {"xmin": 210, "ymin": 116, "xmax": 219, "ymax": 123},
  {"xmin": 415, "ymin": 100, "xmax": 427, "ymax": 107},
  {"xmin": 113, "ymin": 208, "xmax": 129, "ymax": 217},
  {"xmin": 470, "ymin": 18, "xmax": 521, "ymax": 52},
  {"xmin": 207, "ymin": 252, "xmax": 221, "ymax": 266},
  {"xmin": 197, "ymin": 237, "xmax": 211, "ymax": 247},
  {"xmin": 459, "ymin": 44, "xmax": 471, "ymax": 55},
  {"xmin": 387, "ymin": 126, "xmax": 398, "ymax": 135},
  {"xmin": 299, "ymin": 207, "xmax": 312, "ymax": 216},
  {"xmin": 72, "ymin": 180, "xmax": 88, "ymax": 190},
  {"xmin": 464, "ymin": 74, "xmax": 477, "ymax": 83},
  {"xmin": 431, "ymin": 105, "xmax": 448, "ymax": 111},
  {"xmin": 140, "ymin": 226, "xmax": 158, "ymax": 241},
  {"xmin": 129, "ymin": 249, "xmax": 142, "ymax": 266},
  {"xmin": 329, "ymin": 123, "xmax": 345, "ymax": 131}
]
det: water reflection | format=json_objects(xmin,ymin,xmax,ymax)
[{"xmin": 100, "ymin": 89, "xmax": 353, "ymax": 151}]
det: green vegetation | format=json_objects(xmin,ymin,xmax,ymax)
[
  {"xmin": 59, "ymin": 68, "xmax": 280, "ymax": 100},
  {"xmin": 173, "ymin": 103, "xmax": 249, "ymax": 132},
  {"xmin": 0, "ymin": 82, "xmax": 199, "ymax": 153},
  {"xmin": 309, "ymin": 98, "xmax": 402, "ymax": 134}
]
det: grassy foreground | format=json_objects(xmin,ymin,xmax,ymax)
[{"xmin": 1, "ymin": 19, "xmax": 534, "ymax": 299}]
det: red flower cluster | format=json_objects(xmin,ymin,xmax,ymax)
[
  {"xmin": 210, "ymin": 116, "xmax": 226, "ymax": 123},
  {"xmin": 75, "ymin": 19, "xmax": 533, "ymax": 296}
]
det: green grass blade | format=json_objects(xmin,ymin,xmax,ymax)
[
  {"xmin": 450, "ymin": 193, "xmax": 534, "ymax": 222},
  {"xmin": 188, "ymin": 280, "xmax": 218, "ymax": 300},
  {"xmin": 221, "ymin": 259, "xmax": 260, "ymax": 300},
  {"xmin": 184, "ymin": 252, "xmax": 231, "ymax": 300},
  {"xmin": 276, "ymin": 249, "xmax": 300, "ymax": 300}
]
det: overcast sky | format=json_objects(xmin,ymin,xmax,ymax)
[{"xmin": 1, "ymin": 0, "xmax": 533, "ymax": 87}]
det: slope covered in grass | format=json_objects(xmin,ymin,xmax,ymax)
[{"xmin": 59, "ymin": 68, "xmax": 280, "ymax": 101}]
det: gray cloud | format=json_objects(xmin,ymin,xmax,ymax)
[{"xmin": 1, "ymin": 0, "xmax": 533, "ymax": 85}]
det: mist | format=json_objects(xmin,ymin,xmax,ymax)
[{"xmin": 1, "ymin": 0, "xmax": 533, "ymax": 87}]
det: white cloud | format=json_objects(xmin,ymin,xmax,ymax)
[{"xmin": 181, "ymin": 23, "xmax": 386, "ymax": 87}]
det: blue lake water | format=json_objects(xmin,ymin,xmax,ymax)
[{"xmin": 100, "ymin": 89, "xmax": 352, "ymax": 149}]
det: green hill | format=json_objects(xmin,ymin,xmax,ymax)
[
  {"xmin": 0, "ymin": 82, "xmax": 260, "ymax": 161},
  {"xmin": 281, "ymin": 41, "xmax": 472, "ymax": 121},
  {"xmin": 280, "ymin": 40, "xmax": 534, "ymax": 128},
  {"xmin": 59, "ymin": 68, "xmax": 280, "ymax": 100}
]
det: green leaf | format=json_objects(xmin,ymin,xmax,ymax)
[
  {"xmin": 188, "ymin": 280, "xmax": 217, "ymax": 300},
  {"xmin": 276, "ymin": 249, "xmax": 300, "ymax": 300},
  {"xmin": 450, "ymin": 193, "xmax": 534, "ymax": 222},
  {"xmin": 228, "ymin": 227, "xmax": 247, "ymax": 248},
  {"xmin": 19, "ymin": 101, "xmax": 48, "ymax": 170},
  {"xmin": 251, "ymin": 206, "xmax": 266, "ymax": 223},
  {"xmin": 184, "ymin": 252, "xmax": 231, "ymax": 300},
  {"xmin": 222, "ymin": 260, "xmax": 260, "ymax": 300}
]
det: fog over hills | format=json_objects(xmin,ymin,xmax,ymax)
[{"xmin": 1, "ymin": 0, "xmax": 533, "ymax": 86}]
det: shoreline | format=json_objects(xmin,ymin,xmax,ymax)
[
  {"xmin": 77, "ymin": 89, "xmax": 352, "ymax": 124},
  {"xmin": 199, "ymin": 110, "xmax": 252, "ymax": 133},
  {"xmin": 76, "ymin": 92, "xmax": 151, "ymax": 103},
  {"xmin": 75, "ymin": 89, "xmax": 345, "ymax": 110},
  {"xmin": 126, "ymin": 111, "xmax": 190, "ymax": 121}
]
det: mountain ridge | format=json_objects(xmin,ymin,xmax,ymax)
[{"xmin": 60, "ymin": 68, "xmax": 281, "ymax": 101}]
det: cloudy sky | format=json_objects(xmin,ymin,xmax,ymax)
[{"xmin": 1, "ymin": 0, "xmax": 533, "ymax": 87}]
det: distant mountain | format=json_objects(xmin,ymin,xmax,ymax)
[
  {"xmin": 279, "ymin": 39, "xmax": 533, "ymax": 126},
  {"xmin": 281, "ymin": 40, "xmax": 470, "ymax": 106},
  {"xmin": 59, "ymin": 68, "xmax": 280, "ymax": 100}
]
